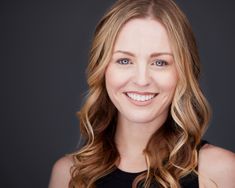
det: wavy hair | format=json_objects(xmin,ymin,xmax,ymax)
[{"xmin": 69, "ymin": 0, "xmax": 211, "ymax": 187}]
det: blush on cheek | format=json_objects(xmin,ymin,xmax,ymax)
[
  {"xmin": 166, "ymin": 70, "xmax": 178, "ymax": 85},
  {"xmin": 106, "ymin": 65, "xmax": 131, "ymax": 89},
  {"xmin": 155, "ymin": 76, "xmax": 177, "ymax": 91},
  {"xmin": 106, "ymin": 72, "xmax": 122, "ymax": 89}
]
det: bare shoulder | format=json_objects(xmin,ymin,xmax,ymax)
[
  {"xmin": 48, "ymin": 155, "xmax": 75, "ymax": 188},
  {"xmin": 198, "ymin": 143, "xmax": 235, "ymax": 188}
]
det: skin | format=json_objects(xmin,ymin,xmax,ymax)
[
  {"xmin": 105, "ymin": 18, "xmax": 177, "ymax": 172},
  {"xmin": 48, "ymin": 18, "xmax": 235, "ymax": 188}
]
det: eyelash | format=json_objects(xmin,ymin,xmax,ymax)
[
  {"xmin": 152, "ymin": 60, "xmax": 168, "ymax": 66},
  {"xmin": 116, "ymin": 58, "xmax": 132, "ymax": 65},
  {"xmin": 116, "ymin": 58, "xmax": 168, "ymax": 66}
]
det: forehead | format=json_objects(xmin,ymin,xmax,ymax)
[{"xmin": 113, "ymin": 18, "xmax": 172, "ymax": 54}]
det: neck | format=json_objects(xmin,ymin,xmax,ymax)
[
  {"xmin": 114, "ymin": 114, "xmax": 168, "ymax": 172},
  {"xmin": 115, "ymin": 116, "xmax": 167, "ymax": 154}
]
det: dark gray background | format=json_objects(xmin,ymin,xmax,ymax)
[{"xmin": 1, "ymin": 0, "xmax": 235, "ymax": 187}]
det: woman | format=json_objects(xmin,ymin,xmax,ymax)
[{"xmin": 49, "ymin": 0, "xmax": 235, "ymax": 187}]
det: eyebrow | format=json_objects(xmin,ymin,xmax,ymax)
[{"xmin": 113, "ymin": 50, "xmax": 173, "ymax": 57}]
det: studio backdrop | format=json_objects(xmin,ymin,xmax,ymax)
[{"xmin": 1, "ymin": 0, "xmax": 235, "ymax": 188}]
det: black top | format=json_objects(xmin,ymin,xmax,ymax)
[{"xmin": 96, "ymin": 140, "xmax": 208, "ymax": 188}]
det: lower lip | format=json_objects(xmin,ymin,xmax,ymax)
[{"xmin": 125, "ymin": 93, "xmax": 157, "ymax": 106}]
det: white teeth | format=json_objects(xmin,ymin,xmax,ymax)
[{"xmin": 126, "ymin": 93, "xmax": 155, "ymax": 102}]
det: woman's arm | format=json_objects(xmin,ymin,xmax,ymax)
[{"xmin": 48, "ymin": 156, "xmax": 74, "ymax": 188}]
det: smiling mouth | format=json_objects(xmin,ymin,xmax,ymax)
[{"xmin": 125, "ymin": 92, "xmax": 158, "ymax": 102}]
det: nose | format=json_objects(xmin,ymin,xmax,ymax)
[{"xmin": 133, "ymin": 64, "xmax": 151, "ymax": 87}]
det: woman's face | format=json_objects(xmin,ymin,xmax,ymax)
[{"xmin": 105, "ymin": 18, "xmax": 178, "ymax": 125}]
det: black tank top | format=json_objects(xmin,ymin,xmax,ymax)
[{"xmin": 96, "ymin": 140, "xmax": 208, "ymax": 188}]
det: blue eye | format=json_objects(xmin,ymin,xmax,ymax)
[
  {"xmin": 153, "ymin": 60, "xmax": 168, "ymax": 66},
  {"xmin": 116, "ymin": 58, "xmax": 131, "ymax": 65}
]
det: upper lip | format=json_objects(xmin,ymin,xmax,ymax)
[{"xmin": 124, "ymin": 91, "xmax": 158, "ymax": 95}]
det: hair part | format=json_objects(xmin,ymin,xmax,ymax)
[{"xmin": 69, "ymin": 0, "xmax": 211, "ymax": 187}]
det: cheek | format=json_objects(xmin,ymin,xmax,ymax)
[
  {"xmin": 105, "ymin": 66, "xmax": 120, "ymax": 92},
  {"xmin": 105, "ymin": 65, "xmax": 130, "ymax": 92},
  {"xmin": 154, "ymin": 70, "xmax": 178, "ymax": 92}
]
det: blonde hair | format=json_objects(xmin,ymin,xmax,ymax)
[{"xmin": 69, "ymin": 0, "xmax": 211, "ymax": 187}]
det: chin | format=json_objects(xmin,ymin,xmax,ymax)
[
  {"xmin": 119, "ymin": 107, "xmax": 170, "ymax": 126},
  {"xmin": 124, "ymin": 113, "xmax": 161, "ymax": 125}
]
